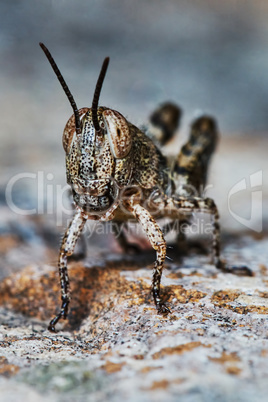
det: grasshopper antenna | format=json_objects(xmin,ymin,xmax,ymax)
[
  {"xmin": 92, "ymin": 57, "xmax": 110, "ymax": 133},
  {"xmin": 39, "ymin": 42, "xmax": 82, "ymax": 134}
]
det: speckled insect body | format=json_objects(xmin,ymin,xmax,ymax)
[{"xmin": 40, "ymin": 43, "xmax": 224, "ymax": 331}]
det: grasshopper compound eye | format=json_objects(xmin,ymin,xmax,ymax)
[{"xmin": 103, "ymin": 109, "xmax": 132, "ymax": 158}]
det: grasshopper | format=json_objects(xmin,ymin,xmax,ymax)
[{"xmin": 40, "ymin": 43, "xmax": 246, "ymax": 332}]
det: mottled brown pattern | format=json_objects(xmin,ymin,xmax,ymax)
[
  {"xmin": 208, "ymin": 352, "xmax": 240, "ymax": 364},
  {"xmin": 0, "ymin": 264, "xmax": 151, "ymax": 326},
  {"xmin": 175, "ymin": 116, "xmax": 218, "ymax": 194},
  {"xmin": 152, "ymin": 342, "xmax": 211, "ymax": 359},
  {"xmin": 211, "ymin": 290, "xmax": 268, "ymax": 314},
  {"xmin": 63, "ymin": 107, "xmax": 89, "ymax": 153},
  {"xmin": 0, "ymin": 235, "xmax": 18, "ymax": 253},
  {"xmin": 101, "ymin": 361, "xmax": 125, "ymax": 373},
  {"xmin": 0, "ymin": 356, "xmax": 20, "ymax": 378},
  {"xmin": 209, "ymin": 352, "xmax": 242, "ymax": 376}
]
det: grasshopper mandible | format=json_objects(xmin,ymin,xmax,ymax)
[{"xmin": 40, "ymin": 43, "xmax": 227, "ymax": 331}]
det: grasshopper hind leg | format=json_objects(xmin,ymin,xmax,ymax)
[
  {"xmin": 146, "ymin": 102, "xmax": 181, "ymax": 146},
  {"xmin": 162, "ymin": 196, "xmax": 222, "ymax": 267},
  {"xmin": 162, "ymin": 196, "xmax": 253, "ymax": 276}
]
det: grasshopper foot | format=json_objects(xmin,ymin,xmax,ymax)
[
  {"xmin": 216, "ymin": 259, "xmax": 253, "ymax": 277},
  {"xmin": 157, "ymin": 303, "xmax": 171, "ymax": 315},
  {"xmin": 48, "ymin": 299, "xmax": 69, "ymax": 332},
  {"xmin": 225, "ymin": 265, "xmax": 253, "ymax": 277}
]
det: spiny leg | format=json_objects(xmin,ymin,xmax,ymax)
[
  {"xmin": 126, "ymin": 200, "xmax": 170, "ymax": 314},
  {"xmin": 49, "ymin": 210, "xmax": 87, "ymax": 331},
  {"xmin": 163, "ymin": 196, "xmax": 252, "ymax": 275},
  {"xmin": 67, "ymin": 190, "xmax": 87, "ymax": 261},
  {"xmin": 161, "ymin": 220, "xmax": 187, "ymax": 259},
  {"xmin": 209, "ymin": 199, "xmax": 221, "ymax": 267},
  {"xmin": 210, "ymin": 205, "xmax": 252, "ymax": 275},
  {"xmin": 161, "ymin": 218, "xmax": 207, "ymax": 256},
  {"xmin": 68, "ymin": 231, "xmax": 87, "ymax": 261},
  {"xmin": 163, "ymin": 196, "xmax": 221, "ymax": 267}
]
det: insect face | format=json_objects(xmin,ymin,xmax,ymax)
[{"xmin": 63, "ymin": 106, "xmax": 133, "ymax": 213}]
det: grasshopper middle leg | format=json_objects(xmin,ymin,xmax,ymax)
[{"xmin": 126, "ymin": 199, "xmax": 170, "ymax": 314}]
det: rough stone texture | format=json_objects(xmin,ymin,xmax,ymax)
[{"xmin": 0, "ymin": 227, "xmax": 268, "ymax": 401}]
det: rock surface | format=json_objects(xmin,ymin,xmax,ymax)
[{"xmin": 0, "ymin": 228, "xmax": 267, "ymax": 401}]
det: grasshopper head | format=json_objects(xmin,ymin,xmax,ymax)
[
  {"xmin": 63, "ymin": 107, "xmax": 132, "ymax": 160},
  {"xmin": 40, "ymin": 43, "xmax": 132, "ymax": 212},
  {"xmin": 63, "ymin": 106, "xmax": 132, "ymax": 199}
]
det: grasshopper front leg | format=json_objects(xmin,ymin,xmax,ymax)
[
  {"xmin": 49, "ymin": 210, "xmax": 87, "ymax": 331},
  {"xmin": 125, "ymin": 197, "xmax": 170, "ymax": 314}
]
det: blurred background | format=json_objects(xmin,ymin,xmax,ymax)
[{"xmin": 0, "ymin": 0, "xmax": 267, "ymax": 276}]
